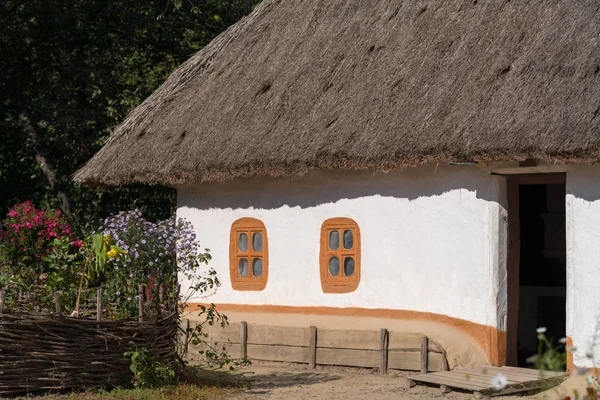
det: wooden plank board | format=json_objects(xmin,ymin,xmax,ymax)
[
  {"xmin": 409, "ymin": 366, "xmax": 567, "ymax": 397},
  {"xmin": 409, "ymin": 374, "xmax": 487, "ymax": 391},
  {"xmin": 187, "ymin": 342, "xmax": 242, "ymax": 361},
  {"xmin": 247, "ymin": 344, "xmax": 309, "ymax": 364},
  {"xmin": 317, "ymin": 329, "xmax": 380, "ymax": 350},
  {"xmin": 202, "ymin": 323, "xmax": 239, "ymax": 343},
  {"xmin": 387, "ymin": 331, "xmax": 423, "ymax": 351},
  {"xmin": 499, "ymin": 366, "xmax": 566, "ymax": 378},
  {"xmin": 433, "ymin": 371, "xmax": 522, "ymax": 386},
  {"xmin": 461, "ymin": 367, "xmax": 564, "ymax": 383},
  {"xmin": 317, "ymin": 348, "xmax": 379, "ymax": 368},
  {"xmin": 388, "ymin": 351, "xmax": 446, "ymax": 372},
  {"xmin": 247, "ymin": 325, "xmax": 309, "ymax": 347}
]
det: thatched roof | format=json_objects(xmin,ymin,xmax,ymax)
[{"xmin": 74, "ymin": 0, "xmax": 600, "ymax": 186}]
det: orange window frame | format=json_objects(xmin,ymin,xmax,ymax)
[
  {"xmin": 229, "ymin": 218, "xmax": 268, "ymax": 291},
  {"xmin": 319, "ymin": 217, "xmax": 361, "ymax": 294}
]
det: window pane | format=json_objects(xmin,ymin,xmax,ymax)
[
  {"xmin": 343, "ymin": 230, "xmax": 354, "ymax": 249},
  {"xmin": 238, "ymin": 233, "xmax": 248, "ymax": 252},
  {"xmin": 238, "ymin": 258, "xmax": 249, "ymax": 277},
  {"xmin": 328, "ymin": 256, "xmax": 340, "ymax": 277},
  {"xmin": 329, "ymin": 230, "xmax": 340, "ymax": 250},
  {"xmin": 252, "ymin": 258, "xmax": 263, "ymax": 277},
  {"xmin": 344, "ymin": 257, "xmax": 355, "ymax": 276},
  {"xmin": 252, "ymin": 232, "xmax": 263, "ymax": 252}
]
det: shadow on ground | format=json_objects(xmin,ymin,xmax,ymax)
[
  {"xmin": 186, "ymin": 365, "xmax": 341, "ymax": 393},
  {"xmin": 243, "ymin": 371, "xmax": 342, "ymax": 395}
]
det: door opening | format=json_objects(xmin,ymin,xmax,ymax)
[{"xmin": 506, "ymin": 174, "xmax": 566, "ymax": 368}]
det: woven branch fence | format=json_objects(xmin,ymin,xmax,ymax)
[{"xmin": 0, "ymin": 288, "xmax": 180, "ymax": 397}]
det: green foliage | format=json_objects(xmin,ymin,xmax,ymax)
[
  {"xmin": 39, "ymin": 237, "xmax": 81, "ymax": 311},
  {"xmin": 86, "ymin": 233, "xmax": 126, "ymax": 280},
  {"xmin": 0, "ymin": 0, "xmax": 260, "ymax": 227},
  {"xmin": 125, "ymin": 346, "xmax": 177, "ymax": 389},
  {"xmin": 0, "ymin": 202, "xmax": 81, "ymax": 311},
  {"xmin": 529, "ymin": 329, "xmax": 567, "ymax": 372}
]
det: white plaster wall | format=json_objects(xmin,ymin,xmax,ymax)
[
  {"xmin": 567, "ymin": 165, "xmax": 600, "ymax": 368},
  {"xmin": 177, "ymin": 163, "xmax": 507, "ymax": 328}
]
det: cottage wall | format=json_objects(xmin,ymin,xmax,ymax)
[
  {"xmin": 177, "ymin": 163, "xmax": 508, "ymax": 367},
  {"xmin": 566, "ymin": 165, "xmax": 600, "ymax": 369}
]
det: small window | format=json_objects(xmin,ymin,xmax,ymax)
[
  {"xmin": 230, "ymin": 218, "xmax": 268, "ymax": 291},
  {"xmin": 320, "ymin": 218, "xmax": 361, "ymax": 293}
]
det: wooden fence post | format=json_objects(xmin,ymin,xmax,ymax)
[
  {"xmin": 309, "ymin": 326, "xmax": 317, "ymax": 369},
  {"xmin": 240, "ymin": 321, "xmax": 248, "ymax": 359},
  {"xmin": 138, "ymin": 284, "xmax": 144, "ymax": 322},
  {"xmin": 96, "ymin": 288, "xmax": 102, "ymax": 321},
  {"xmin": 420, "ymin": 336, "xmax": 429, "ymax": 373},
  {"xmin": 0, "ymin": 289, "xmax": 6, "ymax": 316},
  {"xmin": 183, "ymin": 319, "xmax": 191, "ymax": 357},
  {"xmin": 380, "ymin": 328, "xmax": 389, "ymax": 375},
  {"xmin": 54, "ymin": 292, "xmax": 62, "ymax": 315}
]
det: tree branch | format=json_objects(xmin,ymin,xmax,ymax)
[{"xmin": 18, "ymin": 111, "xmax": 74, "ymax": 217}]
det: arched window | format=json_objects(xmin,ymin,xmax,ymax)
[
  {"xmin": 320, "ymin": 218, "xmax": 361, "ymax": 293},
  {"xmin": 230, "ymin": 218, "xmax": 268, "ymax": 291}
]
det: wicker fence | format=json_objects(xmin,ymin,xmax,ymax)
[{"xmin": 0, "ymin": 288, "xmax": 179, "ymax": 397}]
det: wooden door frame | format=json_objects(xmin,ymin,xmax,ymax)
[{"xmin": 505, "ymin": 173, "xmax": 566, "ymax": 366}]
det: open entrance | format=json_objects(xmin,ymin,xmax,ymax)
[{"xmin": 506, "ymin": 174, "xmax": 566, "ymax": 368}]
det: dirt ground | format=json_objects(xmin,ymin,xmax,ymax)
[{"xmin": 229, "ymin": 362, "xmax": 582, "ymax": 400}]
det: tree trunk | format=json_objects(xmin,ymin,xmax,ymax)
[{"xmin": 19, "ymin": 111, "xmax": 74, "ymax": 217}]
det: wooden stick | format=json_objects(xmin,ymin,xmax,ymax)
[
  {"xmin": 309, "ymin": 326, "xmax": 317, "ymax": 369},
  {"xmin": 138, "ymin": 285, "xmax": 144, "ymax": 323},
  {"xmin": 380, "ymin": 328, "xmax": 389, "ymax": 375},
  {"xmin": 183, "ymin": 319, "xmax": 190, "ymax": 357},
  {"xmin": 54, "ymin": 293, "xmax": 61, "ymax": 315},
  {"xmin": 74, "ymin": 259, "xmax": 90, "ymax": 318},
  {"xmin": 96, "ymin": 288, "xmax": 102, "ymax": 321},
  {"xmin": 240, "ymin": 321, "xmax": 248, "ymax": 360},
  {"xmin": 0, "ymin": 289, "xmax": 6, "ymax": 316},
  {"xmin": 420, "ymin": 336, "xmax": 429, "ymax": 373}
]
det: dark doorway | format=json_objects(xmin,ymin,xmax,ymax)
[{"xmin": 506, "ymin": 174, "xmax": 566, "ymax": 368}]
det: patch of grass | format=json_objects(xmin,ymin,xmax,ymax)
[{"xmin": 16, "ymin": 367, "xmax": 250, "ymax": 400}]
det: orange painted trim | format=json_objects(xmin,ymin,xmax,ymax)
[
  {"xmin": 319, "ymin": 218, "xmax": 361, "ymax": 293},
  {"xmin": 185, "ymin": 302, "xmax": 505, "ymax": 366},
  {"xmin": 229, "ymin": 218, "xmax": 268, "ymax": 291},
  {"xmin": 567, "ymin": 336, "xmax": 574, "ymax": 372}
]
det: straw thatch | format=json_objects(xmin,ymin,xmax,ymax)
[{"xmin": 74, "ymin": 0, "xmax": 600, "ymax": 186}]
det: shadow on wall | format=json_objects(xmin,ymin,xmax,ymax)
[
  {"xmin": 177, "ymin": 163, "xmax": 505, "ymax": 210},
  {"xmin": 566, "ymin": 165, "xmax": 600, "ymax": 203}
]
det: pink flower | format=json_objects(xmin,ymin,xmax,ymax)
[
  {"xmin": 8, "ymin": 210, "xmax": 17, "ymax": 217},
  {"xmin": 73, "ymin": 240, "xmax": 84, "ymax": 248}
]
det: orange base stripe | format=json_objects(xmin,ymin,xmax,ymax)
[{"xmin": 186, "ymin": 303, "xmax": 506, "ymax": 366}]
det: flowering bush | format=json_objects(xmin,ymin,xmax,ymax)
[
  {"xmin": 0, "ymin": 202, "xmax": 82, "ymax": 309},
  {"xmin": 0, "ymin": 201, "xmax": 73, "ymax": 264},
  {"xmin": 96, "ymin": 210, "xmax": 216, "ymax": 320}
]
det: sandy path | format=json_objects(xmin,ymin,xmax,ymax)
[{"xmin": 229, "ymin": 363, "xmax": 558, "ymax": 400}]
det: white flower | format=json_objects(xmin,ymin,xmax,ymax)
[
  {"xmin": 525, "ymin": 355, "xmax": 539, "ymax": 364},
  {"xmin": 559, "ymin": 337, "xmax": 568, "ymax": 344},
  {"xmin": 587, "ymin": 375, "xmax": 596, "ymax": 384},
  {"xmin": 536, "ymin": 327, "xmax": 547, "ymax": 334},
  {"xmin": 490, "ymin": 373, "xmax": 508, "ymax": 390}
]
